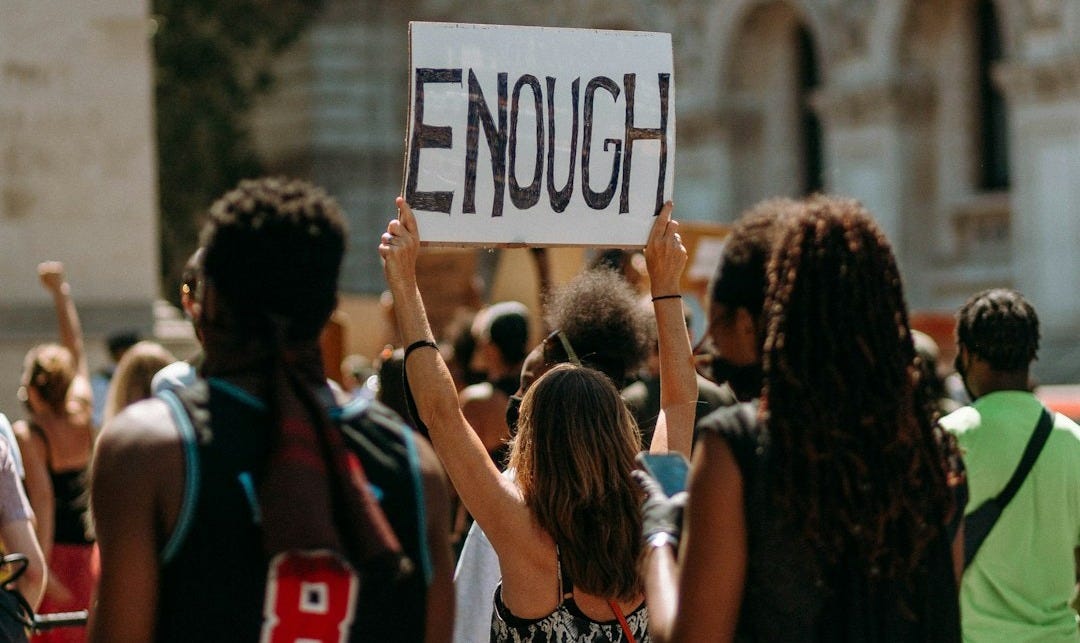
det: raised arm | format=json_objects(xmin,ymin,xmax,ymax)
[
  {"xmin": 529, "ymin": 248, "xmax": 553, "ymax": 334},
  {"xmin": 38, "ymin": 262, "xmax": 88, "ymax": 380},
  {"xmin": 644, "ymin": 203, "xmax": 696, "ymax": 457},
  {"xmin": 378, "ymin": 198, "xmax": 533, "ymax": 553},
  {"xmin": 37, "ymin": 262, "xmax": 92, "ymax": 422}
]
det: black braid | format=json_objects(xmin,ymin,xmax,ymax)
[{"xmin": 761, "ymin": 195, "xmax": 958, "ymax": 581}]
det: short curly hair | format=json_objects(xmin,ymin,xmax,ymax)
[
  {"xmin": 956, "ymin": 288, "xmax": 1039, "ymax": 371},
  {"xmin": 542, "ymin": 269, "xmax": 650, "ymax": 388},
  {"xmin": 200, "ymin": 177, "xmax": 347, "ymax": 340}
]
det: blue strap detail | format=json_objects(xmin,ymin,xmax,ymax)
[
  {"xmin": 401, "ymin": 427, "xmax": 433, "ymax": 586},
  {"xmin": 158, "ymin": 390, "xmax": 201, "ymax": 564},
  {"xmin": 208, "ymin": 378, "xmax": 267, "ymax": 412},
  {"xmin": 334, "ymin": 395, "xmax": 371, "ymax": 421},
  {"xmin": 237, "ymin": 472, "xmax": 262, "ymax": 525}
]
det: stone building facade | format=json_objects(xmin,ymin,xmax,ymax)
[
  {"xmin": 0, "ymin": 1, "xmax": 160, "ymax": 414},
  {"xmin": 1, "ymin": 0, "xmax": 1077, "ymax": 420},
  {"xmin": 253, "ymin": 0, "xmax": 1080, "ymax": 382}
]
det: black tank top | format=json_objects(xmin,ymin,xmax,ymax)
[
  {"xmin": 696, "ymin": 402, "xmax": 962, "ymax": 642},
  {"xmin": 29, "ymin": 425, "xmax": 92, "ymax": 545},
  {"xmin": 155, "ymin": 379, "xmax": 432, "ymax": 642}
]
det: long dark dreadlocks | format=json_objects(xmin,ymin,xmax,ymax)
[{"xmin": 760, "ymin": 194, "xmax": 959, "ymax": 581}]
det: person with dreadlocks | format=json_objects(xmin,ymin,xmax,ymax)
[
  {"xmin": 382, "ymin": 197, "xmax": 697, "ymax": 642},
  {"xmin": 89, "ymin": 177, "xmax": 454, "ymax": 642},
  {"xmin": 940, "ymin": 289, "xmax": 1080, "ymax": 642},
  {"xmin": 641, "ymin": 195, "xmax": 964, "ymax": 641}
]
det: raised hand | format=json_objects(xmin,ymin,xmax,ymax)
[
  {"xmin": 378, "ymin": 197, "xmax": 421, "ymax": 289},
  {"xmin": 644, "ymin": 202, "xmax": 686, "ymax": 299},
  {"xmin": 37, "ymin": 261, "xmax": 67, "ymax": 294}
]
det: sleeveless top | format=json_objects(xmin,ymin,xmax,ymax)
[
  {"xmin": 696, "ymin": 402, "xmax": 961, "ymax": 643},
  {"xmin": 490, "ymin": 549, "xmax": 649, "ymax": 643},
  {"xmin": 29, "ymin": 424, "xmax": 92, "ymax": 545},
  {"xmin": 155, "ymin": 379, "xmax": 432, "ymax": 642}
]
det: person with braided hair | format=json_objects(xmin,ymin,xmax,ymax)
[
  {"xmin": 940, "ymin": 289, "xmax": 1080, "ymax": 642},
  {"xmin": 641, "ymin": 195, "xmax": 964, "ymax": 642},
  {"xmin": 90, "ymin": 177, "xmax": 454, "ymax": 642}
]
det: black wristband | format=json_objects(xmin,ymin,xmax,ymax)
[
  {"xmin": 651, "ymin": 294, "xmax": 682, "ymax": 302},
  {"xmin": 404, "ymin": 339, "xmax": 438, "ymax": 363}
]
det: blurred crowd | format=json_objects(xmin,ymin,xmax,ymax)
[{"xmin": 0, "ymin": 178, "xmax": 1076, "ymax": 643}]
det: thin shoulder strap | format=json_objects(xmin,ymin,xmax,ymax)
[
  {"xmin": 28, "ymin": 423, "xmax": 54, "ymax": 472},
  {"xmin": 995, "ymin": 406, "xmax": 1054, "ymax": 506},
  {"xmin": 157, "ymin": 389, "xmax": 202, "ymax": 564},
  {"xmin": 556, "ymin": 545, "xmax": 573, "ymax": 602},
  {"xmin": 606, "ymin": 600, "xmax": 637, "ymax": 643}
]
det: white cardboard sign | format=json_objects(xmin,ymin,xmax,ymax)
[{"xmin": 404, "ymin": 22, "xmax": 675, "ymax": 247}]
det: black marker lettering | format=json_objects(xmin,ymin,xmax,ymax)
[
  {"xmin": 406, "ymin": 68, "xmax": 462, "ymax": 213},
  {"xmin": 464, "ymin": 70, "xmax": 508, "ymax": 217},
  {"xmin": 620, "ymin": 73, "xmax": 669, "ymax": 214},
  {"xmin": 509, "ymin": 74, "xmax": 543, "ymax": 210},
  {"xmin": 581, "ymin": 76, "xmax": 621, "ymax": 210},
  {"xmin": 545, "ymin": 77, "xmax": 579, "ymax": 213}
]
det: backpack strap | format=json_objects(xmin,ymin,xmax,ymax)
[
  {"xmin": 337, "ymin": 397, "xmax": 432, "ymax": 585},
  {"xmin": 158, "ymin": 388, "xmax": 202, "ymax": 564}
]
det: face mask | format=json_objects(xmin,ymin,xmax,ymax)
[
  {"xmin": 707, "ymin": 355, "xmax": 763, "ymax": 402},
  {"xmin": 505, "ymin": 394, "xmax": 523, "ymax": 436}
]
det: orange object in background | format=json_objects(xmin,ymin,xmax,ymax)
[
  {"xmin": 321, "ymin": 310, "xmax": 348, "ymax": 387},
  {"xmin": 910, "ymin": 311, "xmax": 958, "ymax": 372}
]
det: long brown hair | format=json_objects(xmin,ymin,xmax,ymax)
[
  {"xmin": 508, "ymin": 364, "xmax": 643, "ymax": 601},
  {"xmin": 761, "ymin": 195, "xmax": 957, "ymax": 580}
]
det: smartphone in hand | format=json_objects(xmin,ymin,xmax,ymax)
[{"xmin": 635, "ymin": 452, "xmax": 690, "ymax": 496}]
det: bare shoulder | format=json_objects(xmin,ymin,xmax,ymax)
[
  {"xmin": 98, "ymin": 398, "xmax": 180, "ymax": 451},
  {"xmin": 12, "ymin": 420, "xmax": 45, "ymax": 459},
  {"xmin": 12, "ymin": 419, "xmax": 37, "ymax": 446},
  {"xmin": 690, "ymin": 431, "xmax": 742, "ymax": 490},
  {"xmin": 94, "ymin": 398, "xmax": 183, "ymax": 488}
]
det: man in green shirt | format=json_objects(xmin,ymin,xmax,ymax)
[{"xmin": 941, "ymin": 288, "xmax": 1080, "ymax": 642}]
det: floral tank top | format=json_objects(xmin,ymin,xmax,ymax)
[{"xmin": 489, "ymin": 551, "xmax": 649, "ymax": 642}]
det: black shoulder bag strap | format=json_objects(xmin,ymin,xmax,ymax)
[{"xmin": 963, "ymin": 406, "xmax": 1054, "ymax": 569}]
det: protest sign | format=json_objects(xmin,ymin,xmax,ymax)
[{"xmin": 404, "ymin": 22, "xmax": 675, "ymax": 247}]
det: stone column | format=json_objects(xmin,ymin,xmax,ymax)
[
  {"xmin": 994, "ymin": 54, "xmax": 1080, "ymax": 382},
  {"xmin": 811, "ymin": 79, "xmax": 936, "ymax": 306}
]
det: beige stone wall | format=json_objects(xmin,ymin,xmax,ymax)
[{"xmin": 0, "ymin": 0, "xmax": 159, "ymax": 417}]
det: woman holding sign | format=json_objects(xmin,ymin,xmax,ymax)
[{"xmin": 381, "ymin": 198, "xmax": 696, "ymax": 642}]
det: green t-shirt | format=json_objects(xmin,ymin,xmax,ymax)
[{"xmin": 941, "ymin": 391, "xmax": 1080, "ymax": 643}]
